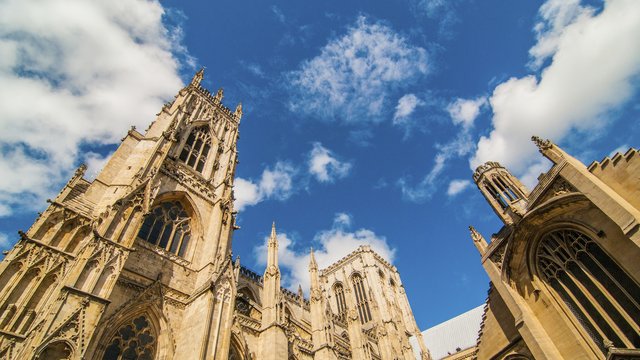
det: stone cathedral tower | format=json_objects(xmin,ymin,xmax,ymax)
[
  {"xmin": 0, "ymin": 69, "xmax": 243, "ymax": 359},
  {"xmin": 0, "ymin": 70, "xmax": 430, "ymax": 360}
]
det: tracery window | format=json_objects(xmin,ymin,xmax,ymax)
[
  {"xmin": 351, "ymin": 274, "xmax": 372, "ymax": 323},
  {"xmin": 137, "ymin": 201, "xmax": 191, "ymax": 257},
  {"xmin": 334, "ymin": 283, "xmax": 347, "ymax": 319},
  {"xmin": 103, "ymin": 316, "xmax": 156, "ymax": 360},
  {"xmin": 178, "ymin": 126, "xmax": 211, "ymax": 173},
  {"xmin": 537, "ymin": 228, "xmax": 640, "ymax": 353}
]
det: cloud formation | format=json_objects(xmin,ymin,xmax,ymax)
[
  {"xmin": 308, "ymin": 143, "xmax": 352, "ymax": 183},
  {"xmin": 398, "ymin": 96, "xmax": 481, "ymax": 202},
  {"xmin": 447, "ymin": 97, "xmax": 487, "ymax": 129},
  {"xmin": 471, "ymin": 0, "xmax": 640, "ymax": 183},
  {"xmin": 393, "ymin": 93, "xmax": 424, "ymax": 126},
  {"xmin": 447, "ymin": 179, "xmax": 472, "ymax": 197},
  {"xmin": 287, "ymin": 16, "xmax": 428, "ymax": 124},
  {"xmin": 254, "ymin": 213, "xmax": 395, "ymax": 292},
  {"xmin": 0, "ymin": 0, "xmax": 189, "ymax": 217},
  {"xmin": 234, "ymin": 162, "xmax": 297, "ymax": 211}
]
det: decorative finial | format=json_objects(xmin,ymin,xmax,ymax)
[
  {"xmin": 234, "ymin": 102, "xmax": 243, "ymax": 119},
  {"xmin": 469, "ymin": 226, "xmax": 483, "ymax": 242},
  {"xmin": 309, "ymin": 247, "xmax": 318, "ymax": 270},
  {"xmin": 269, "ymin": 221, "xmax": 277, "ymax": 244},
  {"xmin": 191, "ymin": 67, "xmax": 205, "ymax": 86},
  {"xmin": 531, "ymin": 135, "xmax": 552, "ymax": 152},
  {"xmin": 214, "ymin": 88, "xmax": 224, "ymax": 103}
]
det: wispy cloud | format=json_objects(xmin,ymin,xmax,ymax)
[
  {"xmin": 471, "ymin": 0, "xmax": 640, "ymax": 187},
  {"xmin": 287, "ymin": 16, "xmax": 428, "ymax": 124},
  {"xmin": 393, "ymin": 93, "xmax": 424, "ymax": 127},
  {"xmin": 308, "ymin": 143, "xmax": 352, "ymax": 183},
  {"xmin": 0, "ymin": 232, "xmax": 12, "ymax": 251},
  {"xmin": 411, "ymin": 0, "xmax": 464, "ymax": 38},
  {"xmin": 254, "ymin": 213, "xmax": 395, "ymax": 292},
  {"xmin": 0, "ymin": 0, "xmax": 191, "ymax": 217},
  {"xmin": 397, "ymin": 96, "xmax": 482, "ymax": 202},
  {"xmin": 271, "ymin": 5, "xmax": 286, "ymax": 24}
]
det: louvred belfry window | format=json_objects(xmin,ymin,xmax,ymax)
[
  {"xmin": 351, "ymin": 274, "xmax": 372, "ymax": 323},
  {"xmin": 334, "ymin": 284, "xmax": 347, "ymax": 319},
  {"xmin": 137, "ymin": 201, "xmax": 191, "ymax": 257},
  {"xmin": 537, "ymin": 228, "xmax": 640, "ymax": 353},
  {"xmin": 178, "ymin": 126, "xmax": 212, "ymax": 173}
]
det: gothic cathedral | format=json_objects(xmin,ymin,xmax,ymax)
[{"xmin": 0, "ymin": 71, "xmax": 430, "ymax": 360}]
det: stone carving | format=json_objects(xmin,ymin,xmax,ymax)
[{"xmin": 160, "ymin": 159, "xmax": 216, "ymax": 202}]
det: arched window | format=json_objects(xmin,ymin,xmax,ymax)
[
  {"xmin": 537, "ymin": 228, "xmax": 640, "ymax": 353},
  {"xmin": 484, "ymin": 181, "xmax": 508, "ymax": 209},
  {"xmin": 334, "ymin": 283, "xmax": 347, "ymax": 319},
  {"xmin": 137, "ymin": 201, "xmax": 191, "ymax": 257},
  {"xmin": 103, "ymin": 315, "xmax": 156, "ymax": 360},
  {"xmin": 351, "ymin": 274, "xmax": 372, "ymax": 323},
  {"xmin": 178, "ymin": 126, "xmax": 211, "ymax": 173}
]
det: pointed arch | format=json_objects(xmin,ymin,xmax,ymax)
[
  {"xmin": 136, "ymin": 191, "xmax": 202, "ymax": 259},
  {"xmin": 91, "ymin": 300, "xmax": 174, "ymax": 360},
  {"xmin": 229, "ymin": 332, "xmax": 248, "ymax": 360},
  {"xmin": 534, "ymin": 226, "xmax": 640, "ymax": 353},
  {"xmin": 75, "ymin": 260, "xmax": 100, "ymax": 292},
  {"xmin": 64, "ymin": 225, "xmax": 90, "ymax": 253},
  {"xmin": 178, "ymin": 124, "xmax": 212, "ymax": 173},
  {"xmin": 351, "ymin": 273, "xmax": 372, "ymax": 324},
  {"xmin": 36, "ymin": 340, "xmax": 74, "ymax": 360}
]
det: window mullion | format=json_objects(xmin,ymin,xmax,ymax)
[{"xmin": 568, "ymin": 264, "xmax": 633, "ymax": 348}]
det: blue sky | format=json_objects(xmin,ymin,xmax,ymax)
[{"xmin": 0, "ymin": 0, "xmax": 639, "ymax": 330}]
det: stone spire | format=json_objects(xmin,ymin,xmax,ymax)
[
  {"xmin": 469, "ymin": 225, "xmax": 488, "ymax": 254},
  {"xmin": 191, "ymin": 67, "xmax": 204, "ymax": 86},
  {"xmin": 267, "ymin": 222, "xmax": 278, "ymax": 269},
  {"xmin": 260, "ymin": 222, "xmax": 287, "ymax": 359},
  {"xmin": 309, "ymin": 248, "xmax": 338, "ymax": 360}
]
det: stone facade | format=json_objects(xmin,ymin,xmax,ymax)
[
  {"xmin": 0, "ymin": 71, "xmax": 429, "ymax": 360},
  {"xmin": 467, "ymin": 138, "xmax": 640, "ymax": 360}
]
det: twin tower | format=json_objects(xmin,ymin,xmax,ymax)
[{"xmin": 0, "ymin": 70, "xmax": 429, "ymax": 359}]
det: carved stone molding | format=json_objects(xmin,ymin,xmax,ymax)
[{"xmin": 160, "ymin": 159, "xmax": 216, "ymax": 202}]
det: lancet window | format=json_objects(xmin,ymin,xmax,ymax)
[
  {"xmin": 137, "ymin": 201, "xmax": 191, "ymax": 257},
  {"xmin": 484, "ymin": 181, "xmax": 508, "ymax": 209},
  {"xmin": 178, "ymin": 126, "xmax": 212, "ymax": 173},
  {"xmin": 334, "ymin": 283, "xmax": 347, "ymax": 319},
  {"xmin": 536, "ymin": 228, "xmax": 640, "ymax": 353},
  {"xmin": 351, "ymin": 274, "xmax": 372, "ymax": 323},
  {"xmin": 103, "ymin": 315, "xmax": 156, "ymax": 360}
]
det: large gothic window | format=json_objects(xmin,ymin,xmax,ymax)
[
  {"xmin": 537, "ymin": 228, "xmax": 640, "ymax": 353},
  {"xmin": 137, "ymin": 201, "xmax": 191, "ymax": 257},
  {"xmin": 103, "ymin": 316, "xmax": 156, "ymax": 360},
  {"xmin": 178, "ymin": 126, "xmax": 211, "ymax": 173},
  {"xmin": 334, "ymin": 283, "xmax": 347, "ymax": 320},
  {"xmin": 351, "ymin": 274, "xmax": 372, "ymax": 323}
]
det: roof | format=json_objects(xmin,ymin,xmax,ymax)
[{"xmin": 411, "ymin": 304, "xmax": 485, "ymax": 360}]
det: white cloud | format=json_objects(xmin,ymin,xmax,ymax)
[
  {"xmin": 446, "ymin": 97, "xmax": 487, "ymax": 129},
  {"xmin": 471, "ymin": 0, "xmax": 640, "ymax": 181},
  {"xmin": 393, "ymin": 93, "xmax": 423, "ymax": 125},
  {"xmin": 0, "ymin": 232, "xmax": 12, "ymax": 251},
  {"xmin": 447, "ymin": 179, "xmax": 472, "ymax": 196},
  {"xmin": 308, "ymin": 143, "xmax": 352, "ymax": 183},
  {"xmin": 287, "ymin": 16, "xmax": 428, "ymax": 124},
  {"xmin": 0, "ymin": 0, "xmax": 189, "ymax": 217},
  {"xmin": 234, "ymin": 162, "xmax": 297, "ymax": 211},
  {"xmin": 254, "ymin": 213, "xmax": 395, "ymax": 292}
]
